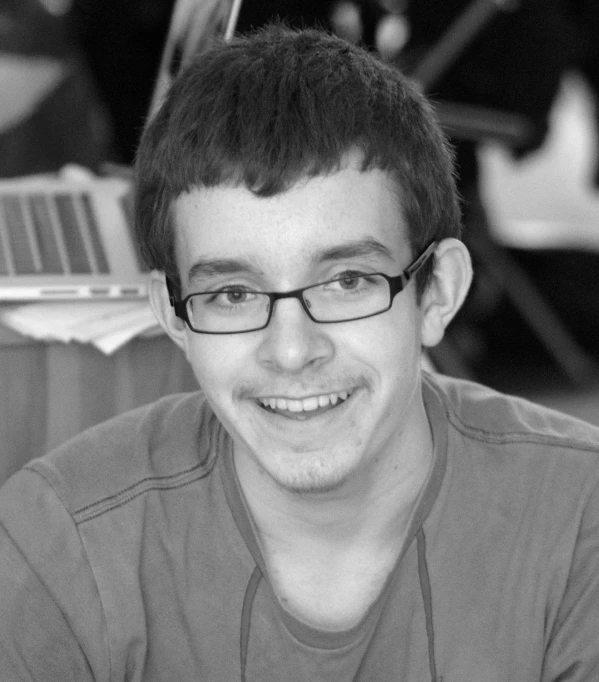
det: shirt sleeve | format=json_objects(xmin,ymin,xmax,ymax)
[
  {"xmin": 0, "ymin": 467, "xmax": 109, "ymax": 680},
  {"xmin": 0, "ymin": 523, "xmax": 96, "ymax": 679},
  {"xmin": 542, "ymin": 476, "xmax": 599, "ymax": 681}
]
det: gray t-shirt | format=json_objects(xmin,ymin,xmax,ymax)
[{"xmin": 1, "ymin": 372, "xmax": 598, "ymax": 681}]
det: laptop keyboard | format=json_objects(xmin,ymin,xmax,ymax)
[{"xmin": 0, "ymin": 191, "xmax": 111, "ymax": 276}]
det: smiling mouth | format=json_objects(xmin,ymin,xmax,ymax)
[{"xmin": 257, "ymin": 390, "xmax": 354, "ymax": 419}]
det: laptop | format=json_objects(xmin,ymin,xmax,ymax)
[{"xmin": 0, "ymin": 0, "xmax": 243, "ymax": 301}]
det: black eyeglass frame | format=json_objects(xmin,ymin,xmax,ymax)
[{"xmin": 167, "ymin": 241, "xmax": 437, "ymax": 334}]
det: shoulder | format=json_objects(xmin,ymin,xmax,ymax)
[
  {"xmin": 422, "ymin": 373, "xmax": 599, "ymax": 575},
  {"xmin": 0, "ymin": 391, "xmax": 230, "ymax": 676},
  {"xmin": 3, "ymin": 391, "xmax": 224, "ymax": 518},
  {"xmin": 423, "ymin": 371, "xmax": 599, "ymax": 473}
]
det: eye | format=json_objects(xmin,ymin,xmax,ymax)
[
  {"xmin": 222, "ymin": 289, "xmax": 250, "ymax": 304},
  {"xmin": 317, "ymin": 271, "xmax": 384, "ymax": 299},
  {"xmin": 328, "ymin": 271, "xmax": 370, "ymax": 289},
  {"xmin": 205, "ymin": 285, "xmax": 258, "ymax": 306},
  {"xmin": 336, "ymin": 273, "xmax": 363, "ymax": 289}
]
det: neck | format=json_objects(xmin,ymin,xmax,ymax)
[
  {"xmin": 234, "ymin": 406, "xmax": 434, "ymax": 552},
  {"xmin": 233, "ymin": 413, "xmax": 434, "ymax": 632}
]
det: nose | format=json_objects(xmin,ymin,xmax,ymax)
[{"xmin": 256, "ymin": 296, "xmax": 334, "ymax": 374}]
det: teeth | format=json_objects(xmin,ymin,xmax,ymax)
[
  {"xmin": 300, "ymin": 397, "xmax": 319, "ymax": 412},
  {"xmin": 259, "ymin": 390, "xmax": 353, "ymax": 413},
  {"xmin": 287, "ymin": 400, "xmax": 303, "ymax": 413}
]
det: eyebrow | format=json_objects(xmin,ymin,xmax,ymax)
[
  {"xmin": 187, "ymin": 258, "xmax": 256, "ymax": 285},
  {"xmin": 186, "ymin": 238, "xmax": 396, "ymax": 284},
  {"xmin": 316, "ymin": 238, "xmax": 395, "ymax": 263}
]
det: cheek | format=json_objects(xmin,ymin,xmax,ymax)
[
  {"xmin": 186, "ymin": 338, "xmax": 241, "ymax": 397},
  {"xmin": 362, "ymin": 318, "xmax": 422, "ymax": 403},
  {"xmin": 356, "ymin": 316, "xmax": 417, "ymax": 373}
]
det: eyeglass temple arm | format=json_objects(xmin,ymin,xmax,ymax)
[
  {"xmin": 388, "ymin": 241, "xmax": 437, "ymax": 298},
  {"xmin": 406, "ymin": 241, "xmax": 438, "ymax": 280},
  {"xmin": 165, "ymin": 278, "xmax": 188, "ymax": 322},
  {"xmin": 165, "ymin": 277, "xmax": 178, "ymax": 306}
]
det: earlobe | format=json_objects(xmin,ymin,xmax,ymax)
[
  {"xmin": 420, "ymin": 238, "xmax": 473, "ymax": 348},
  {"xmin": 148, "ymin": 271, "xmax": 190, "ymax": 356}
]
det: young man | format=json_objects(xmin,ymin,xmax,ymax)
[{"xmin": 1, "ymin": 25, "xmax": 598, "ymax": 681}]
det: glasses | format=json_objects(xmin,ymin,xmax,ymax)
[{"xmin": 169, "ymin": 241, "xmax": 437, "ymax": 334}]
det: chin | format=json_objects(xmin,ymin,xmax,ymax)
[{"xmin": 270, "ymin": 455, "xmax": 352, "ymax": 496}]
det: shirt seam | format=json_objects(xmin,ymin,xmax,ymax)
[
  {"xmin": 446, "ymin": 408, "xmax": 599, "ymax": 453},
  {"xmin": 420, "ymin": 381, "xmax": 599, "ymax": 457},
  {"xmin": 26, "ymin": 457, "xmax": 217, "ymax": 525},
  {"xmin": 73, "ymin": 461, "xmax": 217, "ymax": 524},
  {"xmin": 422, "ymin": 371, "xmax": 599, "ymax": 455}
]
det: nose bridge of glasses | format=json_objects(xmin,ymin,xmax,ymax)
[{"xmin": 269, "ymin": 286, "xmax": 315, "ymax": 320}]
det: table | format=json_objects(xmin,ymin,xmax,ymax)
[{"xmin": 0, "ymin": 325, "xmax": 198, "ymax": 486}]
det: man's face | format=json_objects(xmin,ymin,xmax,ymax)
[{"xmin": 171, "ymin": 160, "xmax": 431, "ymax": 496}]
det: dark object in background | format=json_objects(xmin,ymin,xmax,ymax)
[
  {"xmin": 1, "ymin": 0, "xmax": 73, "ymax": 57},
  {"xmin": 461, "ymin": 247, "xmax": 599, "ymax": 394},
  {"xmin": 69, "ymin": 0, "xmax": 339, "ymax": 165},
  {"xmin": 235, "ymin": 0, "xmax": 336, "ymax": 32},
  {"xmin": 401, "ymin": 0, "xmax": 569, "ymax": 158},
  {"xmin": 70, "ymin": 0, "xmax": 176, "ymax": 165},
  {"xmin": 0, "ymin": 0, "xmax": 115, "ymax": 177},
  {"xmin": 0, "ymin": 65, "xmax": 114, "ymax": 177}
]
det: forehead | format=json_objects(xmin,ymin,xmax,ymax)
[{"xmin": 172, "ymin": 163, "xmax": 410, "ymax": 285}]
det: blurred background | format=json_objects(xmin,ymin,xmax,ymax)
[{"xmin": 1, "ymin": 0, "xmax": 599, "ymax": 483}]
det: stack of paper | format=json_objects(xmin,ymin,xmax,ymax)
[{"xmin": 0, "ymin": 300, "xmax": 161, "ymax": 354}]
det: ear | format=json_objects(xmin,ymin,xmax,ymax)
[
  {"xmin": 419, "ymin": 238, "xmax": 472, "ymax": 348},
  {"xmin": 148, "ymin": 270, "xmax": 191, "ymax": 359}
]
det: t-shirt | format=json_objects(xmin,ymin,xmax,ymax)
[{"xmin": 1, "ymin": 372, "xmax": 598, "ymax": 681}]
